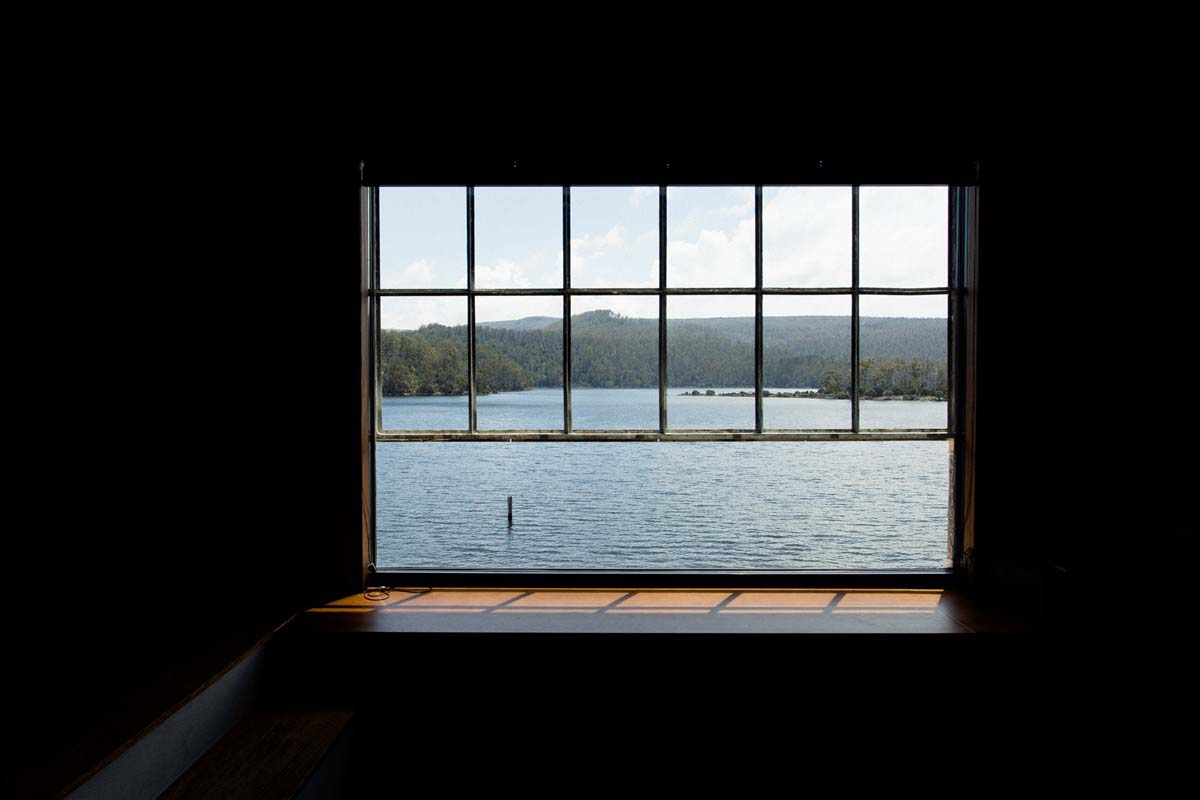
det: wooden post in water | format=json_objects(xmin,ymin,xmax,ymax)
[{"xmin": 508, "ymin": 496, "xmax": 513, "ymax": 527}]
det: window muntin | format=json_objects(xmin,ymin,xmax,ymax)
[
  {"xmin": 374, "ymin": 184, "xmax": 953, "ymax": 441},
  {"xmin": 371, "ymin": 181, "xmax": 961, "ymax": 572}
]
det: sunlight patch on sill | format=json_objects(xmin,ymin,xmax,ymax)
[
  {"xmin": 506, "ymin": 591, "xmax": 629, "ymax": 608},
  {"xmin": 401, "ymin": 590, "xmax": 524, "ymax": 607},
  {"xmin": 617, "ymin": 591, "xmax": 731, "ymax": 608},
  {"xmin": 837, "ymin": 592, "xmax": 942, "ymax": 608},
  {"xmin": 726, "ymin": 592, "xmax": 839, "ymax": 609},
  {"xmin": 314, "ymin": 589, "xmax": 947, "ymax": 616}
]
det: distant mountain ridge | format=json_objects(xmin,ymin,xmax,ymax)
[{"xmin": 478, "ymin": 316, "xmax": 559, "ymax": 331}]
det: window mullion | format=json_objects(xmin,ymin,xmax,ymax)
[
  {"xmin": 368, "ymin": 185, "xmax": 380, "ymax": 571},
  {"xmin": 948, "ymin": 185, "xmax": 960, "ymax": 569},
  {"xmin": 658, "ymin": 185, "xmax": 668, "ymax": 435},
  {"xmin": 372, "ymin": 186, "xmax": 383, "ymax": 438},
  {"xmin": 851, "ymin": 185, "xmax": 860, "ymax": 434},
  {"xmin": 563, "ymin": 186, "xmax": 572, "ymax": 434},
  {"xmin": 949, "ymin": 185, "xmax": 966, "ymax": 437},
  {"xmin": 467, "ymin": 186, "xmax": 477, "ymax": 433},
  {"xmin": 754, "ymin": 185, "xmax": 764, "ymax": 434}
]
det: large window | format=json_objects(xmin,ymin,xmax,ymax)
[{"xmin": 365, "ymin": 171, "xmax": 971, "ymax": 579}]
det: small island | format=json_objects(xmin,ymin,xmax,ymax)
[
  {"xmin": 679, "ymin": 389, "xmax": 815, "ymax": 398},
  {"xmin": 686, "ymin": 388, "xmax": 945, "ymax": 400},
  {"xmin": 678, "ymin": 388, "xmax": 946, "ymax": 401}
]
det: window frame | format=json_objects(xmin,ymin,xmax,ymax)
[{"xmin": 361, "ymin": 160, "xmax": 976, "ymax": 589}]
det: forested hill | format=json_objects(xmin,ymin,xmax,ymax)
[
  {"xmin": 382, "ymin": 311, "xmax": 947, "ymax": 398},
  {"xmin": 484, "ymin": 312, "xmax": 946, "ymax": 361}
]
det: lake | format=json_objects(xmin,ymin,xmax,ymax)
[{"xmin": 376, "ymin": 388, "xmax": 950, "ymax": 570}]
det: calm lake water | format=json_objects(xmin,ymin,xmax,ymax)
[{"xmin": 376, "ymin": 388, "xmax": 949, "ymax": 570}]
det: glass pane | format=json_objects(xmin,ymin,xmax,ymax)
[
  {"xmin": 570, "ymin": 187, "xmax": 658, "ymax": 288},
  {"xmin": 376, "ymin": 441, "xmax": 949, "ymax": 569},
  {"xmin": 763, "ymin": 187, "xmax": 851, "ymax": 287},
  {"xmin": 379, "ymin": 187, "xmax": 466, "ymax": 289},
  {"xmin": 763, "ymin": 295, "xmax": 851, "ymax": 429},
  {"xmin": 474, "ymin": 187, "xmax": 562, "ymax": 288},
  {"xmin": 570, "ymin": 296, "xmax": 659, "ymax": 430},
  {"xmin": 667, "ymin": 295, "xmax": 754, "ymax": 429},
  {"xmin": 667, "ymin": 187, "xmax": 754, "ymax": 287},
  {"xmin": 476, "ymin": 295, "xmax": 563, "ymax": 429},
  {"xmin": 379, "ymin": 297, "xmax": 468, "ymax": 430},
  {"xmin": 859, "ymin": 186, "xmax": 948, "ymax": 287},
  {"xmin": 859, "ymin": 295, "xmax": 948, "ymax": 429}
]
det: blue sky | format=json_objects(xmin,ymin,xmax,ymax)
[{"xmin": 380, "ymin": 186, "xmax": 947, "ymax": 328}]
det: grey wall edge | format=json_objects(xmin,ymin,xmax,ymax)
[{"xmin": 63, "ymin": 638, "xmax": 272, "ymax": 800}]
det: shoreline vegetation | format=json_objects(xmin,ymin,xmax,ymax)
[
  {"xmin": 678, "ymin": 389, "xmax": 946, "ymax": 401},
  {"xmin": 386, "ymin": 387, "xmax": 944, "ymax": 402},
  {"xmin": 382, "ymin": 311, "xmax": 947, "ymax": 400}
]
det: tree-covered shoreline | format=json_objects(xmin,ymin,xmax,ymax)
[{"xmin": 381, "ymin": 311, "xmax": 946, "ymax": 400}]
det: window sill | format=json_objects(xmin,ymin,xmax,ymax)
[
  {"xmin": 369, "ymin": 569, "xmax": 953, "ymax": 589},
  {"xmin": 300, "ymin": 586, "xmax": 1028, "ymax": 635}
]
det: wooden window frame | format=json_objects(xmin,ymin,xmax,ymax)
[{"xmin": 358, "ymin": 159, "xmax": 977, "ymax": 589}]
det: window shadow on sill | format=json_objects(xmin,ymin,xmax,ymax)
[{"xmin": 301, "ymin": 588, "xmax": 1032, "ymax": 635}]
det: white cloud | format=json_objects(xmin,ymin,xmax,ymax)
[
  {"xmin": 629, "ymin": 187, "xmax": 656, "ymax": 208},
  {"xmin": 386, "ymin": 186, "xmax": 947, "ymax": 326},
  {"xmin": 661, "ymin": 186, "xmax": 945, "ymax": 317},
  {"xmin": 397, "ymin": 258, "xmax": 433, "ymax": 287},
  {"xmin": 762, "ymin": 187, "xmax": 851, "ymax": 287},
  {"xmin": 474, "ymin": 257, "xmax": 533, "ymax": 289},
  {"xmin": 859, "ymin": 187, "xmax": 947, "ymax": 287},
  {"xmin": 667, "ymin": 212, "xmax": 756, "ymax": 288},
  {"xmin": 381, "ymin": 296, "xmax": 467, "ymax": 329},
  {"xmin": 719, "ymin": 186, "xmax": 755, "ymax": 217},
  {"xmin": 381, "ymin": 256, "xmax": 466, "ymax": 290},
  {"xmin": 571, "ymin": 224, "xmax": 625, "ymax": 257}
]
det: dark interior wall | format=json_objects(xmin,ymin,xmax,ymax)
[
  {"xmin": 15, "ymin": 157, "xmax": 364, "ymax": 798},
  {"xmin": 973, "ymin": 156, "xmax": 1069, "ymax": 621}
]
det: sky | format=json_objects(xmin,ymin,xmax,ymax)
[{"xmin": 379, "ymin": 185, "xmax": 947, "ymax": 329}]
